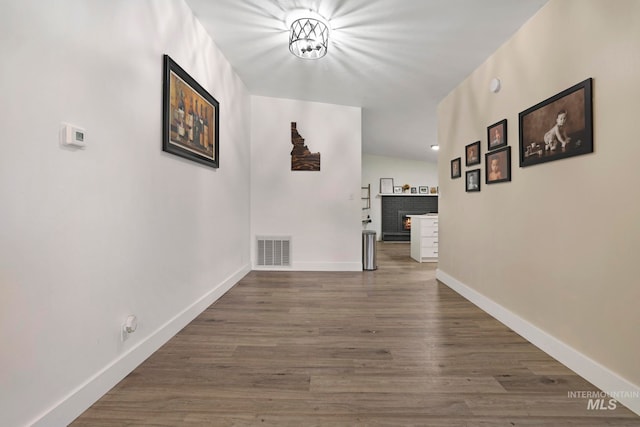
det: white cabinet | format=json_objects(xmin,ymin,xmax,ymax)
[{"xmin": 409, "ymin": 215, "xmax": 438, "ymax": 263}]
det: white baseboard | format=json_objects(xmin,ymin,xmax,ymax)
[
  {"xmin": 31, "ymin": 265, "xmax": 251, "ymax": 427},
  {"xmin": 436, "ymin": 269, "xmax": 640, "ymax": 417}
]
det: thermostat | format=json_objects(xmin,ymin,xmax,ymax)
[{"xmin": 61, "ymin": 123, "xmax": 87, "ymax": 147}]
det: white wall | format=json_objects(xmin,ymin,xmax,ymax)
[
  {"xmin": 251, "ymin": 96, "xmax": 362, "ymax": 271},
  {"xmin": 362, "ymin": 153, "xmax": 438, "ymax": 239},
  {"xmin": 437, "ymin": 0, "xmax": 640, "ymax": 414},
  {"xmin": 0, "ymin": 1, "xmax": 251, "ymax": 425}
]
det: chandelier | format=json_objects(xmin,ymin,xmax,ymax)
[{"xmin": 288, "ymin": 11, "xmax": 329, "ymax": 60}]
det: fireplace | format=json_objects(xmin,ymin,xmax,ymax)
[
  {"xmin": 398, "ymin": 211, "xmax": 426, "ymax": 233},
  {"xmin": 381, "ymin": 195, "xmax": 438, "ymax": 241}
]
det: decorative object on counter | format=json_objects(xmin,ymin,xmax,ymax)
[
  {"xmin": 465, "ymin": 141, "xmax": 481, "ymax": 166},
  {"xmin": 380, "ymin": 178, "xmax": 394, "ymax": 194},
  {"xmin": 393, "ymin": 186, "xmax": 402, "ymax": 194},
  {"xmin": 486, "ymin": 146, "xmax": 511, "ymax": 184},
  {"xmin": 451, "ymin": 157, "xmax": 461, "ymax": 179},
  {"xmin": 488, "ymin": 119, "xmax": 507, "ymax": 151},
  {"xmin": 465, "ymin": 169, "xmax": 481, "ymax": 192},
  {"xmin": 430, "ymin": 187, "xmax": 438, "ymax": 194},
  {"xmin": 419, "ymin": 186, "xmax": 428, "ymax": 194},
  {"xmin": 162, "ymin": 54, "xmax": 219, "ymax": 168},
  {"xmin": 519, "ymin": 78, "xmax": 593, "ymax": 167},
  {"xmin": 291, "ymin": 122, "xmax": 320, "ymax": 171},
  {"xmin": 410, "ymin": 187, "xmax": 417, "ymax": 194},
  {"xmin": 402, "ymin": 184, "xmax": 410, "ymax": 193}
]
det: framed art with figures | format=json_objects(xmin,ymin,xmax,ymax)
[
  {"xmin": 465, "ymin": 141, "xmax": 481, "ymax": 166},
  {"xmin": 451, "ymin": 157, "xmax": 461, "ymax": 179},
  {"xmin": 163, "ymin": 54, "xmax": 220, "ymax": 168},
  {"xmin": 488, "ymin": 119, "xmax": 507, "ymax": 151},
  {"xmin": 519, "ymin": 78, "xmax": 593, "ymax": 167},
  {"xmin": 485, "ymin": 146, "xmax": 511, "ymax": 184},
  {"xmin": 466, "ymin": 169, "xmax": 481, "ymax": 192}
]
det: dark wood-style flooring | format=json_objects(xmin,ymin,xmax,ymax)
[{"xmin": 73, "ymin": 243, "xmax": 640, "ymax": 426}]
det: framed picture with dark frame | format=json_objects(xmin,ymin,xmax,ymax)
[
  {"xmin": 485, "ymin": 146, "xmax": 511, "ymax": 184},
  {"xmin": 519, "ymin": 78, "xmax": 593, "ymax": 167},
  {"xmin": 163, "ymin": 55, "xmax": 220, "ymax": 168},
  {"xmin": 465, "ymin": 141, "xmax": 481, "ymax": 166},
  {"xmin": 380, "ymin": 178, "xmax": 394, "ymax": 194},
  {"xmin": 451, "ymin": 157, "xmax": 461, "ymax": 179},
  {"xmin": 488, "ymin": 119, "xmax": 507, "ymax": 151},
  {"xmin": 465, "ymin": 169, "xmax": 481, "ymax": 192}
]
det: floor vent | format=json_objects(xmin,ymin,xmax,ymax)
[{"xmin": 256, "ymin": 237, "xmax": 291, "ymax": 267}]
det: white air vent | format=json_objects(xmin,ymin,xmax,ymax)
[{"xmin": 256, "ymin": 236, "xmax": 291, "ymax": 267}]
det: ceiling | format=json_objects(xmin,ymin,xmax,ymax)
[{"xmin": 185, "ymin": 0, "xmax": 548, "ymax": 163}]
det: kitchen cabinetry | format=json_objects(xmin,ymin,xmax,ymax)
[{"xmin": 409, "ymin": 215, "xmax": 438, "ymax": 263}]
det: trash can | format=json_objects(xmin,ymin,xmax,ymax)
[{"xmin": 362, "ymin": 230, "xmax": 377, "ymax": 271}]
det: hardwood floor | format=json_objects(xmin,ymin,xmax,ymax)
[{"xmin": 72, "ymin": 243, "xmax": 640, "ymax": 426}]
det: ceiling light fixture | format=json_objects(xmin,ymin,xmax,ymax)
[
  {"xmin": 430, "ymin": 145, "xmax": 439, "ymax": 151},
  {"xmin": 287, "ymin": 10, "xmax": 329, "ymax": 60}
]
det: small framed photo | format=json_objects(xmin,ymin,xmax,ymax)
[
  {"xmin": 393, "ymin": 186, "xmax": 402, "ymax": 194},
  {"xmin": 418, "ymin": 186, "xmax": 429, "ymax": 194},
  {"xmin": 451, "ymin": 157, "xmax": 461, "ymax": 179},
  {"xmin": 410, "ymin": 187, "xmax": 417, "ymax": 194},
  {"xmin": 380, "ymin": 178, "xmax": 394, "ymax": 194},
  {"xmin": 519, "ymin": 78, "xmax": 593, "ymax": 167},
  {"xmin": 465, "ymin": 169, "xmax": 481, "ymax": 192},
  {"xmin": 163, "ymin": 55, "xmax": 220, "ymax": 168},
  {"xmin": 488, "ymin": 119, "xmax": 507, "ymax": 151},
  {"xmin": 465, "ymin": 141, "xmax": 481, "ymax": 166},
  {"xmin": 485, "ymin": 146, "xmax": 511, "ymax": 184}
]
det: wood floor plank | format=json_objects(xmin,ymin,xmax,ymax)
[{"xmin": 71, "ymin": 242, "xmax": 640, "ymax": 426}]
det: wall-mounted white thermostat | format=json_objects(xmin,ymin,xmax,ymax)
[{"xmin": 61, "ymin": 123, "xmax": 87, "ymax": 147}]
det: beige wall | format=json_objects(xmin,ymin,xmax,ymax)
[{"xmin": 438, "ymin": 0, "xmax": 640, "ymax": 388}]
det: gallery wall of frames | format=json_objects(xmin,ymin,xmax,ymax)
[{"xmin": 451, "ymin": 78, "xmax": 593, "ymax": 193}]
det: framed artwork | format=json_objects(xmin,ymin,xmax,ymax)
[
  {"xmin": 410, "ymin": 187, "xmax": 417, "ymax": 194},
  {"xmin": 380, "ymin": 178, "xmax": 394, "ymax": 194},
  {"xmin": 465, "ymin": 141, "xmax": 481, "ymax": 166},
  {"xmin": 465, "ymin": 169, "xmax": 481, "ymax": 192},
  {"xmin": 485, "ymin": 146, "xmax": 511, "ymax": 184},
  {"xmin": 163, "ymin": 55, "xmax": 220, "ymax": 168},
  {"xmin": 451, "ymin": 157, "xmax": 461, "ymax": 179},
  {"xmin": 519, "ymin": 78, "xmax": 593, "ymax": 167},
  {"xmin": 418, "ymin": 186, "xmax": 429, "ymax": 194},
  {"xmin": 488, "ymin": 119, "xmax": 507, "ymax": 151},
  {"xmin": 393, "ymin": 186, "xmax": 402, "ymax": 194}
]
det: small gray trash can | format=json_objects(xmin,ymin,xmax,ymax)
[{"xmin": 362, "ymin": 230, "xmax": 377, "ymax": 271}]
